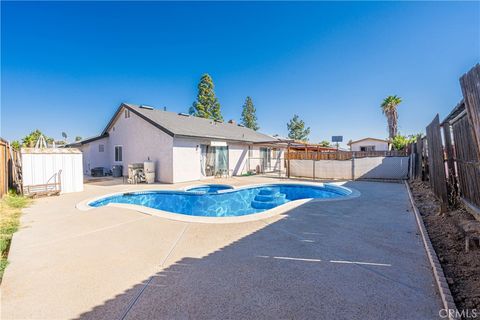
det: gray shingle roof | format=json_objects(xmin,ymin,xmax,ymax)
[{"xmin": 120, "ymin": 103, "xmax": 278, "ymax": 143}]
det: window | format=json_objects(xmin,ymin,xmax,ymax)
[
  {"xmin": 124, "ymin": 109, "xmax": 131, "ymax": 118},
  {"xmin": 115, "ymin": 146, "xmax": 123, "ymax": 162},
  {"xmin": 360, "ymin": 146, "xmax": 375, "ymax": 152},
  {"xmin": 98, "ymin": 144, "xmax": 104, "ymax": 152}
]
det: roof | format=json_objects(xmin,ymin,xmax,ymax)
[
  {"xmin": 441, "ymin": 100, "xmax": 465, "ymax": 125},
  {"xmin": 66, "ymin": 134, "xmax": 109, "ymax": 147},
  {"xmin": 347, "ymin": 137, "xmax": 389, "ymax": 145},
  {"xmin": 101, "ymin": 103, "xmax": 279, "ymax": 143}
]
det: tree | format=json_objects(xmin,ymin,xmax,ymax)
[
  {"xmin": 11, "ymin": 140, "xmax": 20, "ymax": 150},
  {"xmin": 190, "ymin": 74, "xmax": 223, "ymax": 121},
  {"xmin": 391, "ymin": 133, "xmax": 419, "ymax": 150},
  {"xmin": 240, "ymin": 96, "xmax": 259, "ymax": 131},
  {"xmin": 381, "ymin": 95, "xmax": 402, "ymax": 139},
  {"xmin": 319, "ymin": 140, "xmax": 331, "ymax": 147},
  {"xmin": 287, "ymin": 115, "xmax": 310, "ymax": 141},
  {"xmin": 75, "ymin": 136, "xmax": 82, "ymax": 142},
  {"xmin": 21, "ymin": 129, "xmax": 53, "ymax": 147}
]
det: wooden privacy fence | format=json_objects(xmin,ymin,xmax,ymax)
[
  {"xmin": 286, "ymin": 150, "xmax": 407, "ymax": 161},
  {"xmin": 426, "ymin": 115, "xmax": 448, "ymax": 206},
  {"xmin": 0, "ymin": 139, "xmax": 22, "ymax": 197},
  {"xmin": 409, "ymin": 64, "xmax": 480, "ymax": 215}
]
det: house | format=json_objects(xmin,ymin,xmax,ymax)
[
  {"xmin": 69, "ymin": 103, "xmax": 284, "ymax": 183},
  {"xmin": 348, "ymin": 137, "xmax": 389, "ymax": 152}
]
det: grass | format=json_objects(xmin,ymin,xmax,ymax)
[{"xmin": 0, "ymin": 191, "xmax": 30, "ymax": 282}]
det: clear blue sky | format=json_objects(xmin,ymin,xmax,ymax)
[{"xmin": 1, "ymin": 1, "xmax": 479, "ymax": 145}]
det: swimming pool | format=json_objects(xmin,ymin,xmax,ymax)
[{"xmin": 89, "ymin": 183, "xmax": 353, "ymax": 218}]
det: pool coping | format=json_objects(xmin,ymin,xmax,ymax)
[{"xmin": 76, "ymin": 181, "xmax": 361, "ymax": 224}]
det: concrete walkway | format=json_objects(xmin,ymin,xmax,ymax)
[{"xmin": 1, "ymin": 178, "xmax": 442, "ymax": 319}]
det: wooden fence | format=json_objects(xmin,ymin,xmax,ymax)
[
  {"xmin": 426, "ymin": 115, "xmax": 448, "ymax": 207},
  {"xmin": 451, "ymin": 113, "xmax": 480, "ymax": 211},
  {"xmin": 0, "ymin": 139, "xmax": 22, "ymax": 197},
  {"xmin": 286, "ymin": 150, "xmax": 407, "ymax": 161},
  {"xmin": 409, "ymin": 64, "xmax": 480, "ymax": 215}
]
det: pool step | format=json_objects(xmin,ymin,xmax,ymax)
[{"xmin": 251, "ymin": 190, "xmax": 287, "ymax": 209}]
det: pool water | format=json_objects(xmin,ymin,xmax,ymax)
[{"xmin": 89, "ymin": 184, "xmax": 352, "ymax": 217}]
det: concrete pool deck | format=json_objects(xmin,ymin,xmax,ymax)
[{"xmin": 0, "ymin": 177, "xmax": 442, "ymax": 319}]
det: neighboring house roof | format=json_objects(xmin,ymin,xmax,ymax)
[
  {"xmin": 100, "ymin": 103, "xmax": 279, "ymax": 143},
  {"xmin": 347, "ymin": 137, "xmax": 389, "ymax": 145},
  {"xmin": 66, "ymin": 133, "xmax": 109, "ymax": 147},
  {"xmin": 441, "ymin": 99, "xmax": 465, "ymax": 125}
]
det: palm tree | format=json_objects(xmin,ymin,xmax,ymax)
[{"xmin": 381, "ymin": 95, "xmax": 402, "ymax": 139}]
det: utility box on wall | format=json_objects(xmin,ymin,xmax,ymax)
[{"xmin": 21, "ymin": 148, "xmax": 84, "ymax": 194}]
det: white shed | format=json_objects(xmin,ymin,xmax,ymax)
[{"xmin": 21, "ymin": 148, "xmax": 83, "ymax": 194}]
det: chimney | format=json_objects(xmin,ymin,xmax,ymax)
[
  {"xmin": 228, "ymin": 119, "xmax": 236, "ymax": 125},
  {"xmin": 163, "ymin": 106, "xmax": 167, "ymax": 111}
]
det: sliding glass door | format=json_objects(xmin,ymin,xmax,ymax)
[
  {"xmin": 215, "ymin": 146, "xmax": 228, "ymax": 175},
  {"xmin": 202, "ymin": 146, "xmax": 229, "ymax": 176},
  {"xmin": 260, "ymin": 147, "xmax": 271, "ymax": 172}
]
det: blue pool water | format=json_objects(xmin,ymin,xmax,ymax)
[{"xmin": 89, "ymin": 184, "xmax": 351, "ymax": 217}]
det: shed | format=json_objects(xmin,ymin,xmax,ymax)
[{"xmin": 21, "ymin": 148, "xmax": 83, "ymax": 195}]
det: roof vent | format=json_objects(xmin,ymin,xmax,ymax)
[
  {"xmin": 228, "ymin": 119, "xmax": 236, "ymax": 125},
  {"xmin": 178, "ymin": 112, "xmax": 190, "ymax": 117},
  {"xmin": 237, "ymin": 123, "xmax": 245, "ymax": 127},
  {"xmin": 139, "ymin": 105, "xmax": 154, "ymax": 110}
]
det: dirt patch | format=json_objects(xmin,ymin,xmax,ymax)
[{"xmin": 409, "ymin": 180, "xmax": 480, "ymax": 313}]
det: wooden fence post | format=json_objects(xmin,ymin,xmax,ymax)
[
  {"xmin": 287, "ymin": 143, "xmax": 290, "ymax": 178},
  {"xmin": 426, "ymin": 114, "xmax": 449, "ymax": 211}
]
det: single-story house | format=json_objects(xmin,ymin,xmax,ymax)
[
  {"xmin": 348, "ymin": 137, "xmax": 389, "ymax": 152},
  {"xmin": 69, "ymin": 103, "xmax": 284, "ymax": 183}
]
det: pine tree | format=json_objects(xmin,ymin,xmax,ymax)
[
  {"xmin": 240, "ymin": 96, "xmax": 259, "ymax": 131},
  {"xmin": 191, "ymin": 74, "xmax": 223, "ymax": 121},
  {"xmin": 287, "ymin": 115, "xmax": 310, "ymax": 141}
]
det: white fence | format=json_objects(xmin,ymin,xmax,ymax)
[
  {"xmin": 21, "ymin": 148, "xmax": 84, "ymax": 194},
  {"xmin": 290, "ymin": 156, "xmax": 409, "ymax": 180}
]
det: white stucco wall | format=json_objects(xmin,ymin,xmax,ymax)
[
  {"xmin": 105, "ymin": 108, "xmax": 174, "ymax": 183},
  {"xmin": 350, "ymin": 139, "xmax": 389, "ymax": 151},
  {"xmin": 80, "ymin": 108, "xmax": 173, "ymax": 182},
  {"xmin": 80, "ymin": 137, "xmax": 109, "ymax": 175},
  {"xmin": 172, "ymin": 137, "xmax": 205, "ymax": 183},
  {"xmin": 229, "ymin": 144, "xmax": 249, "ymax": 176}
]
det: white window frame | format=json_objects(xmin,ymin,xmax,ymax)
[
  {"xmin": 114, "ymin": 145, "xmax": 123, "ymax": 162},
  {"xmin": 360, "ymin": 145, "xmax": 375, "ymax": 152}
]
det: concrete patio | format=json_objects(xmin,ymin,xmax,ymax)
[{"xmin": 0, "ymin": 177, "xmax": 442, "ymax": 319}]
